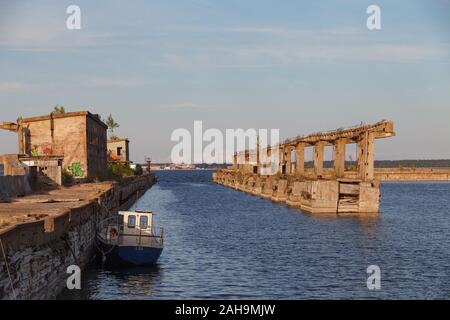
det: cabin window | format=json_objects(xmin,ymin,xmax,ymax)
[
  {"xmin": 127, "ymin": 215, "xmax": 136, "ymax": 228},
  {"xmin": 117, "ymin": 147, "xmax": 122, "ymax": 156},
  {"xmin": 140, "ymin": 216, "xmax": 149, "ymax": 229}
]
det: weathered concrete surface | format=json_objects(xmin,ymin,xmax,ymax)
[
  {"xmin": 10, "ymin": 112, "xmax": 108, "ymax": 179},
  {"xmin": 374, "ymin": 168, "xmax": 450, "ymax": 182},
  {"xmin": 0, "ymin": 174, "xmax": 155, "ymax": 300},
  {"xmin": 108, "ymin": 137, "xmax": 130, "ymax": 162},
  {"xmin": 213, "ymin": 171, "xmax": 381, "ymax": 215},
  {"xmin": 0, "ymin": 176, "xmax": 32, "ymax": 203}
]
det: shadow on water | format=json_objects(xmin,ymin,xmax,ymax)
[{"xmin": 58, "ymin": 261, "xmax": 163, "ymax": 300}]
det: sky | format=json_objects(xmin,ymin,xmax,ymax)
[{"xmin": 0, "ymin": 0, "xmax": 449, "ymax": 163}]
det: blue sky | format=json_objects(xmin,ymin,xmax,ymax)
[{"xmin": 1, "ymin": 0, "xmax": 449, "ymax": 162}]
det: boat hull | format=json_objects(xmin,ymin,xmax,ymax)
[{"xmin": 96, "ymin": 238, "xmax": 163, "ymax": 266}]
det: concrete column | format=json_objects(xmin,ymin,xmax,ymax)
[
  {"xmin": 285, "ymin": 146, "xmax": 292, "ymax": 175},
  {"xmin": 357, "ymin": 136, "xmax": 365, "ymax": 179},
  {"xmin": 333, "ymin": 139, "xmax": 346, "ymax": 178},
  {"xmin": 18, "ymin": 125, "xmax": 24, "ymax": 154},
  {"xmin": 233, "ymin": 153, "xmax": 237, "ymax": 170},
  {"xmin": 278, "ymin": 146, "xmax": 284, "ymax": 174},
  {"xmin": 314, "ymin": 141, "xmax": 325, "ymax": 177},
  {"xmin": 256, "ymin": 136, "xmax": 261, "ymax": 175},
  {"xmin": 267, "ymin": 148, "xmax": 272, "ymax": 175},
  {"xmin": 245, "ymin": 151, "xmax": 250, "ymax": 173},
  {"xmin": 295, "ymin": 142, "xmax": 305, "ymax": 176},
  {"xmin": 365, "ymin": 132, "xmax": 375, "ymax": 181},
  {"xmin": 357, "ymin": 132, "xmax": 375, "ymax": 181}
]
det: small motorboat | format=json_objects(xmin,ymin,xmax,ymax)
[{"xmin": 96, "ymin": 210, "xmax": 164, "ymax": 266}]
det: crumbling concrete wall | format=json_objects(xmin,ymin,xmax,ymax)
[
  {"xmin": 19, "ymin": 112, "xmax": 108, "ymax": 179},
  {"xmin": 0, "ymin": 176, "xmax": 32, "ymax": 202},
  {"xmin": 0, "ymin": 154, "xmax": 26, "ymax": 176},
  {"xmin": 0, "ymin": 174, "xmax": 155, "ymax": 300},
  {"xmin": 213, "ymin": 171, "xmax": 380, "ymax": 215}
]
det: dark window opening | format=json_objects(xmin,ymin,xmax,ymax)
[
  {"xmin": 140, "ymin": 216, "xmax": 149, "ymax": 229},
  {"xmin": 127, "ymin": 215, "xmax": 136, "ymax": 228},
  {"xmin": 117, "ymin": 147, "xmax": 122, "ymax": 156}
]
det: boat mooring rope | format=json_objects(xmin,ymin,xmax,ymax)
[
  {"xmin": 94, "ymin": 238, "xmax": 115, "ymax": 264},
  {"xmin": 0, "ymin": 238, "xmax": 17, "ymax": 300}
]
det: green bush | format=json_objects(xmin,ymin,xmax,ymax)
[
  {"xmin": 62, "ymin": 170, "xmax": 74, "ymax": 186},
  {"xmin": 108, "ymin": 163, "xmax": 135, "ymax": 183}
]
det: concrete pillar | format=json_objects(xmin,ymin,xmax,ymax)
[
  {"xmin": 278, "ymin": 146, "xmax": 284, "ymax": 174},
  {"xmin": 357, "ymin": 136, "xmax": 365, "ymax": 179},
  {"xmin": 245, "ymin": 151, "xmax": 250, "ymax": 173},
  {"xmin": 333, "ymin": 139, "xmax": 346, "ymax": 178},
  {"xmin": 285, "ymin": 145, "xmax": 292, "ymax": 175},
  {"xmin": 365, "ymin": 132, "xmax": 375, "ymax": 181},
  {"xmin": 357, "ymin": 132, "xmax": 375, "ymax": 181},
  {"xmin": 18, "ymin": 125, "xmax": 24, "ymax": 154},
  {"xmin": 314, "ymin": 141, "xmax": 325, "ymax": 177},
  {"xmin": 295, "ymin": 142, "xmax": 305, "ymax": 176},
  {"xmin": 233, "ymin": 153, "xmax": 237, "ymax": 170},
  {"xmin": 256, "ymin": 136, "xmax": 261, "ymax": 175},
  {"xmin": 266, "ymin": 148, "xmax": 272, "ymax": 176}
]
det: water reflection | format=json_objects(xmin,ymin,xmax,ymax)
[
  {"xmin": 60, "ymin": 172, "xmax": 450, "ymax": 300},
  {"xmin": 59, "ymin": 263, "xmax": 163, "ymax": 300}
]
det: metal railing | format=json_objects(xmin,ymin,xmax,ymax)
[{"xmin": 97, "ymin": 217, "xmax": 164, "ymax": 248}]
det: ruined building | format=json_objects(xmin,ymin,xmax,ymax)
[
  {"xmin": 1, "ymin": 111, "xmax": 107, "ymax": 180},
  {"xmin": 107, "ymin": 137, "xmax": 130, "ymax": 163},
  {"xmin": 214, "ymin": 120, "xmax": 395, "ymax": 214}
]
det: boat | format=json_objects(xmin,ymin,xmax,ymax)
[{"xmin": 96, "ymin": 210, "xmax": 164, "ymax": 266}]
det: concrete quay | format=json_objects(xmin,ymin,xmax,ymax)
[
  {"xmin": 213, "ymin": 171, "xmax": 380, "ymax": 214},
  {"xmin": 0, "ymin": 174, "xmax": 155, "ymax": 300}
]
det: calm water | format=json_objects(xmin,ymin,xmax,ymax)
[{"xmin": 61, "ymin": 171, "xmax": 450, "ymax": 300}]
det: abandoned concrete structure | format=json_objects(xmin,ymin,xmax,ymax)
[
  {"xmin": 1, "ymin": 111, "xmax": 107, "ymax": 179},
  {"xmin": 0, "ymin": 155, "xmax": 32, "ymax": 201},
  {"xmin": 107, "ymin": 137, "xmax": 130, "ymax": 163},
  {"xmin": 213, "ymin": 120, "xmax": 395, "ymax": 214}
]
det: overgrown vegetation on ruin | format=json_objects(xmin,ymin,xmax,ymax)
[{"xmin": 107, "ymin": 163, "xmax": 143, "ymax": 184}]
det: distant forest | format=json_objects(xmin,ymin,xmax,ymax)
[
  {"xmin": 152, "ymin": 159, "xmax": 450, "ymax": 169},
  {"xmin": 319, "ymin": 160, "xmax": 450, "ymax": 169}
]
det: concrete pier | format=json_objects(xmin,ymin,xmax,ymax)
[
  {"xmin": 0, "ymin": 174, "xmax": 155, "ymax": 300},
  {"xmin": 213, "ymin": 120, "xmax": 395, "ymax": 215}
]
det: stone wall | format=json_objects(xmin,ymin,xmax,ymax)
[{"xmin": 0, "ymin": 174, "xmax": 155, "ymax": 300}]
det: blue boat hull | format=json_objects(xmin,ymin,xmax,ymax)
[{"xmin": 97, "ymin": 238, "xmax": 163, "ymax": 266}]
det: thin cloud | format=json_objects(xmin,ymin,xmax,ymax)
[
  {"xmin": 85, "ymin": 77, "xmax": 150, "ymax": 88},
  {"xmin": 0, "ymin": 82, "xmax": 29, "ymax": 95},
  {"xmin": 162, "ymin": 103, "xmax": 203, "ymax": 109}
]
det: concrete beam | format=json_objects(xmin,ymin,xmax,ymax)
[{"xmin": 0, "ymin": 122, "xmax": 19, "ymax": 132}]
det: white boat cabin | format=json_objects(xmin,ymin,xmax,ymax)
[{"xmin": 103, "ymin": 210, "xmax": 163, "ymax": 248}]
